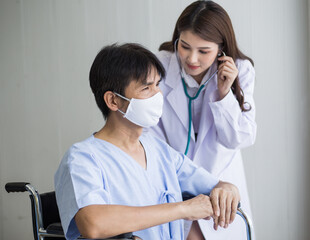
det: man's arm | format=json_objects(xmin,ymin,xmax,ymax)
[{"xmin": 75, "ymin": 194, "xmax": 213, "ymax": 239}]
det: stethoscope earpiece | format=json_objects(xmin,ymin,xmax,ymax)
[
  {"xmin": 174, "ymin": 38, "xmax": 179, "ymax": 53},
  {"xmin": 218, "ymin": 50, "xmax": 226, "ymax": 57}
]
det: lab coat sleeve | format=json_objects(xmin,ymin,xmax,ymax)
[
  {"xmin": 173, "ymin": 150, "xmax": 219, "ymax": 196},
  {"xmin": 209, "ymin": 59, "xmax": 257, "ymax": 149}
]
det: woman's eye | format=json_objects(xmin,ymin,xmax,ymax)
[
  {"xmin": 142, "ymin": 87, "xmax": 149, "ymax": 91},
  {"xmin": 181, "ymin": 45, "xmax": 190, "ymax": 50},
  {"xmin": 199, "ymin": 50, "xmax": 208, "ymax": 54}
]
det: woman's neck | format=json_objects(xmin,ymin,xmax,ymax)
[{"xmin": 191, "ymin": 68, "xmax": 209, "ymax": 85}]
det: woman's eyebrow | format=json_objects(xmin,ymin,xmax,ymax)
[{"xmin": 180, "ymin": 39, "xmax": 212, "ymax": 49}]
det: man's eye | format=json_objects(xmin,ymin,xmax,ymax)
[{"xmin": 142, "ymin": 87, "xmax": 149, "ymax": 91}]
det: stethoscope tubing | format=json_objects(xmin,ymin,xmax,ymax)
[
  {"xmin": 181, "ymin": 71, "xmax": 218, "ymax": 155},
  {"xmin": 174, "ymin": 38, "xmax": 219, "ymax": 155}
]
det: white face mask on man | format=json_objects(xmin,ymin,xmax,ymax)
[{"xmin": 114, "ymin": 92, "xmax": 163, "ymax": 128}]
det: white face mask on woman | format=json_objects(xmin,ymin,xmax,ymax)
[{"xmin": 114, "ymin": 92, "xmax": 163, "ymax": 128}]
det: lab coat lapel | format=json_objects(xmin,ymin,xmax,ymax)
[
  {"xmin": 194, "ymin": 73, "xmax": 218, "ymax": 155},
  {"xmin": 165, "ymin": 53, "xmax": 195, "ymax": 141}
]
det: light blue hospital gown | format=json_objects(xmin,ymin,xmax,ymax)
[{"xmin": 54, "ymin": 133, "xmax": 219, "ymax": 240}]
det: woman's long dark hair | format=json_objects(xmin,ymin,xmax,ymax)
[{"xmin": 159, "ymin": 0, "xmax": 253, "ymax": 111}]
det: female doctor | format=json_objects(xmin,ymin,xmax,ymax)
[{"xmin": 148, "ymin": 1, "xmax": 257, "ymax": 239}]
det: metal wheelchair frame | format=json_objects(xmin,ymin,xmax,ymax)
[
  {"xmin": 5, "ymin": 182, "xmax": 139, "ymax": 240},
  {"xmin": 5, "ymin": 182, "xmax": 253, "ymax": 240}
]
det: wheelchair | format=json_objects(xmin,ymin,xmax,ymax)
[
  {"xmin": 5, "ymin": 182, "xmax": 253, "ymax": 240},
  {"xmin": 5, "ymin": 182, "xmax": 140, "ymax": 240}
]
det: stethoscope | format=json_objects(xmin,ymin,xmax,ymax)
[{"xmin": 174, "ymin": 39, "xmax": 225, "ymax": 155}]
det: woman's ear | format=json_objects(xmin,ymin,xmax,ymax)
[{"xmin": 103, "ymin": 91, "xmax": 119, "ymax": 112}]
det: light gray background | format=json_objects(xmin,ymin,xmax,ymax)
[{"xmin": 1, "ymin": 0, "xmax": 310, "ymax": 239}]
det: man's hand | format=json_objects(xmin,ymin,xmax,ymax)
[
  {"xmin": 181, "ymin": 194, "xmax": 214, "ymax": 221},
  {"xmin": 210, "ymin": 181, "xmax": 240, "ymax": 230}
]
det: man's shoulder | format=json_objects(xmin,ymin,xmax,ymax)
[
  {"xmin": 60, "ymin": 135, "xmax": 98, "ymax": 167},
  {"xmin": 65, "ymin": 136, "xmax": 93, "ymax": 155},
  {"xmin": 141, "ymin": 132, "xmax": 166, "ymax": 146},
  {"xmin": 141, "ymin": 132, "xmax": 181, "ymax": 158}
]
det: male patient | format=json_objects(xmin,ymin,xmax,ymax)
[{"xmin": 54, "ymin": 43, "xmax": 240, "ymax": 240}]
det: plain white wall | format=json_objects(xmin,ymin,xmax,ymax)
[{"xmin": 1, "ymin": 0, "xmax": 309, "ymax": 239}]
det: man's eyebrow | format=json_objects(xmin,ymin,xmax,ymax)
[
  {"xmin": 142, "ymin": 78, "xmax": 161, "ymax": 86},
  {"xmin": 142, "ymin": 80, "xmax": 154, "ymax": 86},
  {"xmin": 180, "ymin": 39, "xmax": 212, "ymax": 49}
]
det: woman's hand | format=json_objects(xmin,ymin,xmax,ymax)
[
  {"xmin": 210, "ymin": 181, "xmax": 240, "ymax": 230},
  {"xmin": 217, "ymin": 56, "xmax": 238, "ymax": 100}
]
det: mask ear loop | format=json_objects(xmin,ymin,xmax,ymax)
[
  {"xmin": 113, "ymin": 92, "xmax": 130, "ymax": 116},
  {"xmin": 114, "ymin": 92, "xmax": 130, "ymax": 102}
]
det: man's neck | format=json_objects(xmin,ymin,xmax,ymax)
[
  {"xmin": 94, "ymin": 113, "xmax": 147, "ymax": 169},
  {"xmin": 94, "ymin": 113, "xmax": 142, "ymax": 152}
]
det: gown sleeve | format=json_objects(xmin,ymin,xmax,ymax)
[
  {"xmin": 54, "ymin": 145, "xmax": 109, "ymax": 240},
  {"xmin": 171, "ymin": 147, "xmax": 219, "ymax": 196},
  {"xmin": 209, "ymin": 59, "xmax": 257, "ymax": 149}
]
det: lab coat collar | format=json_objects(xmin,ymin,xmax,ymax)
[
  {"xmin": 181, "ymin": 62, "xmax": 218, "ymax": 89},
  {"xmin": 165, "ymin": 52, "xmax": 182, "ymax": 89},
  {"xmin": 165, "ymin": 52, "xmax": 195, "ymax": 141},
  {"xmin": 194, "ymin": 64, "xmax": 218, "ymax": 155}
]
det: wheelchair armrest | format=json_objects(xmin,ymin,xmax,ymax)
[
  {"xmin": 108, "ymin": 232, "xmax": 134, "ymax": 239},
  {"xmin": 46, "ymin": 222, "xmax": 64, "ymax": 235},
  {"xmin": 5, "ymin": 182, "xmax": 30, "ymax": 193}
]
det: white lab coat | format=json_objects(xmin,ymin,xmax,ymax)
[{"xmin": 148, "ymin": 51, "xmax": 257, "ymax": 240}]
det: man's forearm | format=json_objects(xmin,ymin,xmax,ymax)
[{"xmin": 75, "ymin": 203, "xmax": 184, "ymax": 239}]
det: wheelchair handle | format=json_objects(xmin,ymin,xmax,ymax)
[{"xmin": 5, "ymin": 182, "xmax": 30, "ymax": 193}]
